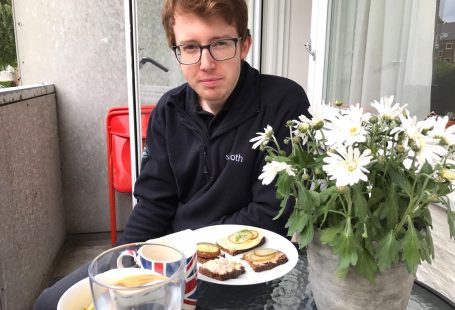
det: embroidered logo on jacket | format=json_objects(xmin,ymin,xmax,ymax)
[{"xmin": 225, "ymin": 153, "xmax": 244, "ymax": 163}]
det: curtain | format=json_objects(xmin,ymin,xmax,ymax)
[{"xmin": 324, "ymin": 0, "xmax": 436, "ymax": 119}]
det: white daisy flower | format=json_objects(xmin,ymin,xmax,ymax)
[
  {"xmin": 402, "ymin": 134, "xmax": 447, "ymax": 169},
  {"xmin": 371, "ymin": 95, "xmax": 407, "ymax": 121},
  {"xmin": 397, "ymin": 115, "xmax": 447, "ymax": 169},
  {"xmin": 250, "ymin": 125, "xmax": 274, "ymax": 149},
  {"xmin": 299, "ymin": 101, "xmax": 338, "ymax": 128},
  {"xmin": 258, "ymin": 161, "xmax": 296, "ymax": 185},
  {"xmin": 428, "ymin": 116, "xmax": 455, "ymax": 146},
  {"xmin": 323, "ymin": 146, "xmax": 372, "ymax": 187},
  {"xmin": 326, "ymin": 104, "xmax": 368, "ymax": 147}
]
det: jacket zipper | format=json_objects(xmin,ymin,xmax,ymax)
[{"xmin": 202, "ymin": 144, "xmax": 209, "ymax": 175}]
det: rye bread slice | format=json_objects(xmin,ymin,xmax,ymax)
[
  {"xmin": 217, "ymin": 236, "xmax": 266, "ymax": 256},
  {"xmin": 197, "ymin": 242, "xmax": 221, "ymax": 259},
  {"xmin": 198, "ymin": 257, "xmax": 246, "ymax": 281},
  {"xmin": 197, "ymin": 253, "xmax": 225, "ymax": 264},
  {"xmin": 242, "ymin": 250, "xmax": 288, "ymax": 272}
]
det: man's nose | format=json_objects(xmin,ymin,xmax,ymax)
[{"xmin": 199, "ymin": 48, "xmax": 216, "ymax": 69}]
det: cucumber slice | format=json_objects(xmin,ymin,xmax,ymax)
[
  {"xmin": 250, "ymin": 253, "xmax": 275, "ymax": 263},
  {"xmin": 197, "ymin": 242, "xmax": 219, "ymax": 253},
  {"xmin": 253, "ymin": 248, "xmax": 278, "ymax": 257},
  {"xmin": 228, "ymin": 230, "xmax": 254, "ymax": 244}
]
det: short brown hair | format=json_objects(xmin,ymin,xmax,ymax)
[{"xmin": 161, "ymin": 0, "xmax": 249, "ymax": 47}]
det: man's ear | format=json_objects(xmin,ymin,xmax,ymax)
[{"xmin": 240, "ymin": 35, "xmax": 252, "ymax": 60}]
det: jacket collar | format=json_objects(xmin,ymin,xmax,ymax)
[{"xmin": 170, "ymin": 61, "xmax": 260, "ymax": 137}]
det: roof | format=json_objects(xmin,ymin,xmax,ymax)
[{"xmin": 436, "ymin": 22, "xmax": 455, "ymax": 41}]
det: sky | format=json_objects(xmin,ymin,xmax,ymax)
[{"xmin": 440, "ymin": 0, "xmax": 455, "ymax": 22}]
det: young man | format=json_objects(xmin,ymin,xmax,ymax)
[{"xmin": 34, "ymin": 0, "xmax": 310, "ymax": 308}]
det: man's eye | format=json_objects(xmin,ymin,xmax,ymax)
[
  {"xmin": 181, "ymin": 45, "xmax": 199, "ymax": 53},
  {"xmin": 212, "ymin": 40, "xmax": 229, "ymax": 48}
]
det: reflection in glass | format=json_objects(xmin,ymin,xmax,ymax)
[{"xmin": 431, "ymin": 0, "xmax": 455, "ymax": 117}]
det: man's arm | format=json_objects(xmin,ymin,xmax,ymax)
[{"xmin": 118, "ymin": 105, "xmax": 179, "ymax": 244}]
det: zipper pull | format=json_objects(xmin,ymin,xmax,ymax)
[{"xmin": 202, "ymin": 144, "xmax": 209, "ymax": 174}]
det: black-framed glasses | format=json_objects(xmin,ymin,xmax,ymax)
[{"xmin": 172, "ymin": 37, "xmax": 242, "ymax": 65}]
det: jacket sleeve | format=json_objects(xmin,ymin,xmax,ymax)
[
  {"xmin": 117, "ymin": 102, "xmax": 179, "ymax": 244},
  {"xmin": 208, "ymin": 83, "xmax": 311, "ymax": 237}
]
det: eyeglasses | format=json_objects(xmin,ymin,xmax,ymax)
[{"xmin": 172, "ymin": 37, "xmax": 242, "ymax": 65}]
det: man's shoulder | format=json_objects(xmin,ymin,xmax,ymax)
[
  {"xmin": 155, "ymin": 83, "xmax": 188, "ymax": 110},
  {"xmin": 259, "ymin": 73, "xmax": 303, "ymax": 93}
]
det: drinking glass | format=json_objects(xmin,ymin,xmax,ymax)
[{"xmin": 88, "ymin": 242, "xmax": 186, "ymax": 310}]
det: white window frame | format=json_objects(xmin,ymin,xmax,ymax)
[{"xmin": 306, "ymin": 0, "xmax": 329, "ymax": 105}]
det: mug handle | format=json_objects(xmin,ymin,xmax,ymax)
[{"xmin": 116, "ymin": 249, "xmax": 142, "ymax": 268}]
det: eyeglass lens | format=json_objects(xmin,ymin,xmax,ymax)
[{"xmin": 174, "ymin": 38, "xmax": 239, "ymax": 65}]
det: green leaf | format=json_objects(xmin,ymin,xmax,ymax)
[
  {"xmin": 355, "ymin": 247, "xmax": 379, "ymax": 284},
  {"xmin": 319, "ymin": 220, "xmax": 346, "ymax": 245},
  {"xmin": 273, "ymin": 195, "xmax": 289, "ymax": 220},
  {"xmin": 368, "ymin": 187, "xmax": 384, "ymax": 209},
  {"xmin": 419, "ymin": 230, "xmax": 434, "ymax": 263},
  {"xmin": 420, "ymin": 161, "xmax": 433, "ymax": 175},
  {"xmin": 285, "ymin": 209, "xmax": 310, "ymax": 237},
  {"xmin": 319, "ymin": 186, "xmax": 338, "ymax": 204},
  {"xmin": 448, "ymin": 210, "xmax": 455, "ymax": 240},
  {"xmin": 401, "ymin": 216, "xmax": 421, "ymax": 274},
  {"xmin": 388, "ymin": 166, "xmax": 412, "ymax": 195},
  {"xmin": 276, "ymin": 172, "xmax": 292, "ymax": 199},
  {"xmin": 332, "ymin": 227, "xmax": 358, "ymax": 278},
  {"xmin": 384, "ymin": 183, "xmax": 399, "ymax": 229},
  {"xmin": 376, "ymin": 230, "xmax": 400, "ymax": 272},
  {"xmin": 298, "ymin": 223, "xmax": 314, "ymax": 248},
  {"xmin": 352, "ymin": 184, "xmax": 368, "ymax": 221},
  {"xmin": 297, "ymin": 183, "xmax": 320, "ymax": 211}
]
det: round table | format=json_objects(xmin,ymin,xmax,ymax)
[{"xmin": 195, "ymin": 248, "xmax": 454, "ymax": 309}]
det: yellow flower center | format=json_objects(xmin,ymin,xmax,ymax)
[
  {"xmin": 346, "ymin": 162, "xmax": 358, "ymax": 172},
  {"xmin": 350, "ymin": 127, "xmax": 360, "ymax": 136},
  {"xmin": 441, "ymin": 169, "xmax": 455, "ymax": 181}
]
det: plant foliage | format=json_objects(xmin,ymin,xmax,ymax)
[
  {"xmin": 251, "ymin": 96, "xmax": 455, "ymax": 282},
  {"xmin": 0, "ymin": 0, "xmax": 17, "ymax": 69}
]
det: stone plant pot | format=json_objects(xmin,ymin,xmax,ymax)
[{"xmin": 307, "ymin": 237, "xmax": 415, "ymax": 310}]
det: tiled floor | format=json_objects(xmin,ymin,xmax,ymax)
[{"xmin": 50, "ymin": 232, "xmax": 112, "ymax": 281}]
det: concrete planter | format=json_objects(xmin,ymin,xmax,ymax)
[{"xmin": 307, "ymin": 236, "xmax": 415, "ymax": 310}]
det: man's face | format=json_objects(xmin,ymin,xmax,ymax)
[{"xmin": 173, "ymin": 11, "xmax": 251, "ymax": 112}]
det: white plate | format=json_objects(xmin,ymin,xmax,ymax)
[
  {"xmin": 57, "ymin": 277, "xmax": 91, "ymax": 310},
  {"xmin": 194, "ymin": 224, "xmax": 298, "ymax": 285},
  {"xmin": 57, "ymin": 225, "xmax": 298, "ymax": 307}
]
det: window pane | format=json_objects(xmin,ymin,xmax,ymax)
[
  {"xmin": 431, "ymin": 0, "xmax": 455, "ymax": 118},
  {"xmin": 323, "ymin": 0, "xmax": 436, "ymax": 120}
]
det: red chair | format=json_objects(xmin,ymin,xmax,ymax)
[{"xmin": 106, "ymin": 105, "xmax": 155, "ymax": 245}]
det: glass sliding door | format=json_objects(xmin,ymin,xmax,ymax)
[
  {"xmin": 126, "ymin": 0, "xmax": 262, "ymax": 196},
  {"xmin": 323, "ymin": 0, "xmax": 436, "ymax": 119}
]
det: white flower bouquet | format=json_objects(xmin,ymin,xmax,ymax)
[{"xmin": 251, "ymin": 96, "xmax": 455, "ymax": 282}]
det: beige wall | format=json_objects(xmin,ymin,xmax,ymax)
[
  {"xmin": 13, "ymin": 0, "xmax": 129, "ymax": 233},
  {"xmin": 0, "ymin": 85, "xmax": 65, "ymax": 309}
]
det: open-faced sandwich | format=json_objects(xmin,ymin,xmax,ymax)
[
  {"xmin": 198, "ymin": 257, "xmax": 246, "ymax": 281},
  {"xmin": 242, "ymin": 248, "xmax": 288, "ymax": 272},
  {"xmin": 216, "ymin": 229, "xmax": 265, "ymax": 256},
  {"xmin": 196, "ymin": 242, "xmax": 223, "ymax": 263}
]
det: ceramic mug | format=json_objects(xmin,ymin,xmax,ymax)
[{"xmin": 118, "ymin": 236, "xmax": 198, "ymax": 309}]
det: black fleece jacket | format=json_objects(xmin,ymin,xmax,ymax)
[{"xmin": 119, "ymin": 62, "xmax": 310, "ymax": 244}]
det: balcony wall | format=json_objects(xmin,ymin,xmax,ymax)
[{"xmin": 0, "ymin": 84, "xmax": 65, "ymax": 309}]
